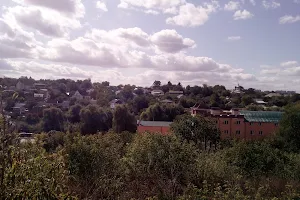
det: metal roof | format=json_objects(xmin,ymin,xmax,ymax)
[
  {"xmin": 137, "ymin": 121, "xmax": 172, "ymax": 127},
  {"xmin": 240, "ymin": 111, "xmax": 283, "ymax": 123}
]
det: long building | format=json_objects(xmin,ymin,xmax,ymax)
[
  {"xmin": 191, "ymin": 107, "xmax": 283, "ymax": 140},
  {"xmin": 137, "ymin": 108, "xmax": 283, "ymax": 141}
]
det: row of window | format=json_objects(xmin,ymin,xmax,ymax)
[
  {"xmin": 223, "ymin": 130, "xmax": 263, "ymax": 135},
  {"xmin": 220, "ymin": 121, "xmax": 278, "ymax": 126}
]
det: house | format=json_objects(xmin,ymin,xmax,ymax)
[
  {"xmin": 137, "ymin": 120, "xmax": 172, "ymax": 135},
  {"xmin": 34, "ymin": 83, "xmax": 46, "ymax": 90},
  {"xmin": 16, "ymin": 81, "xmax": 25, "ymax": 91},
  {"xmin": 34, "ymin": 93, "xmax": 44, "ymax": 99},
  {"xmin": 110, "ymin": 99, "xmax": 123, "ymax": 109},
  {"xmin": 160, "ymin": 99, "xmax": 174, "ymax": 104},
  {"xmin": 265, "ymin": 93, "xmax": 282, "ymax": 98},
  {"xmin": 191, "ymin": 107, "xmax": 283, "ymax": 141},
  {"xmin": 254, "ymin": 99, "xmax": 267, "ymax": 105},
  {"xmin": 90, "ymin": 99, "xmax": 97, "ymax": 105},
  {"xmin": 60, "ymin": 101, "xmax": 70, "ymax": 110},
  {"xmin": 151, "ymin": 90, "xmax": 164, "ymax": 96},
  {"xmin": 232, "ymin": 84, "xmax": 244, "ymax": 94},
  {"xmin": 169, "ymin": 90, "xmax": 184, "ymax": 95},
  {"xmin": 12, "ymin": 103, "xmax": 26, "ymax": 115},
  {"xmin": 72, "ymin": 91, "xmax": 83, "ymax": 100},
  {"xmin": 84, "ymin": 95, "xmax": 91, "ymax": 101}
]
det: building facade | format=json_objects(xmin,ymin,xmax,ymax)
[{"xmin": 191, "ymin": 107, "xmax": 282, "ymax": 140}]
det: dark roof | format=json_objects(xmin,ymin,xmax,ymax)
[
  {"xmin": 240, "ymin": 111, "xmax": 283, "ymax": 123},
  {"xmin": 138, "ymin": 121, "xmax": 172, "ymax": 127}
]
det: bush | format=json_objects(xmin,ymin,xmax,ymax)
[{"xmin": 122, "ymin": 134, "xmax": 199, "ymax": 199}]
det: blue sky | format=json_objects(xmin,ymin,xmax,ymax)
[{"xmin": 0, "ymin": 0, "xmax": 300, "ymax": 91}]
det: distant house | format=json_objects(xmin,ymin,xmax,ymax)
[
  {"xmin": 169, "ymin": 90, "xmax": 184, "ymax": 95},
  {"xmin": 84, "ymin": 95, "xmax": 91, "ymax": 101},
  {"xmin": 254, "ymin": 99, "xmax": 267, "ymax": 105},
  {"xmin": 16, "ymin": 81, "xmax": 25, "ymax": 91},
  {"xmin": 160, "ymin": 99, "xmax": 174, "ymax": 104},
  {"xmin": 232, "ymin": 85, "xmax": 244, "ymax": 94},
  {"xmin": 265, "ymin": 93, "xmax": 282, "ymax": 98},
  {"xmin": 90, "ymin": 99, "xmax": 97, "ymax": 105},
  {"xmin": 34, "ymin": 93, "xmax": 44, "ymax": 99},
  {"xmin": 60, "ymin": 101, "xmax": 70, "ymax": 110},
  {"xmin": 110, "ymin": 99, "xmax": 123, "ymax": 109},
  {"xmin": 34, "ymin": 83, "xmax": 46, "ymax": 90},
  {"xmin": 72, "ymin": 91, "xmax": 83, "ymax": 100},
  {"xmin": 12, "ymin": 103, "xmax": 26, "ymax": 115},
  {"xmin": 151, "ymin": 90, "xmax": 164, "ymax": 96},
  {"xmin": 137, "ymin": 120, "xmax": 172, "ymax": 135}
]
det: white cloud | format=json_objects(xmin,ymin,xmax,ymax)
[
  {"xmin": 0, "ymin": 18, "xmax": 39, "ymax": 59},
  {"xmin": 3, "ymin": 5, "xmax": 82, "ymax": 37},
  {"xmin": 294, "ymin": 0, "xmax": 300, "ymax": 4},
  {"xmin": 144, "ymin": 9, "xmax": 159, "ymax": 15},
  {"xmin": 262, "ymin": 0, "xmax": 280, "ymax": 9},
  {"xmin": 151, "ymin": 29, "xmax": 196, "ymax": 53},
  {"xmin": 117, "ymin": 0, "xmax": 185, "ymax": 13},
  {"xmin": 164, "ymin": 7, "xmax": 178, "ymax": 14},
  {"xmin": 96, "ymin": 1, "xmax": 108, "ymax": 12},
  {"xmin": 281, "ymin": 61, "xmax": 298, "ymax": 67},
  {"xmin": 166, "ymin": 2, "xmax": 219, "ymax": 27},
  {"xmin": 233, "ymin": 9, "xmax": 254, "ymax": 20},
  {"xmin": 227, "ymin": 36, "xmax": 241, "ymax": 41},
  {"xmin": 249, "ymin": 0, "xmax": 256, "ymax": 6},
  {"xmin": 279, "ymin": 15, "xmax": 300, "ymax": 24},
  {"xmin": 13, "ymin": 0, "xmax": 85, "ymax": 18},
  {"xmin": 224, "ymin": 1, "xmax": 240, "ymax": 11}
]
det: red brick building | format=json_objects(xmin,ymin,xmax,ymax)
[
  {"xmin": 137, "ymin": 108, "xmax": 283, "ymax": 141},
  {"xmin": 191, "ymin": 107, "xmax": 282, "ymax": 140}
]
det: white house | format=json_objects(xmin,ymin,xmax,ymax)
[
  {"xmin": 16, "ymin": 81, "xmax": 25, "ymax": 91},
  {"xmin": 109, "ymin": 99, "xmax": 123, "ymax": 109},
  {"xmin": 72, "ymin": 91, "xmax": 83, "ymax": 100},
  {"xmin": 151, "ymin": 90, "xmax": 164, "ymax": 96},
  {"xmin": 265, "ymin": 93, "xmax": 282, "ymax": 98}
]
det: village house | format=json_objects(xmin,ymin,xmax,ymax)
[
  {"xmin": 110, "ymin": 99, "xmax": 123, "ymax": 109},
  {"xmin": 72, "ymin": 91, "xmax": 84, "ymax": 100},
  {"xmin": 151, "ymin": 90, "xmax": 164, "ymax": 96}
]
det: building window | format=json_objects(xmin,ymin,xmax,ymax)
[
  {"xmin": 250, "ymin": 130, "xmax": 254, "ymax": 135},
  {"xmin": 259, "ymin": 122, "xmax": 262, "ymax": 126},
  {"xmin": 250, "ymin": 122, "xmax": 253, "ymax": 125},
  {"xmin": 236, "ymin": 121, "xmax": 241, "ymax": 125},
  {"xmin": 275, "ymin": 123, "xmax": 278, "ymax": 126},
  {"xmin": 259, "ymin": 131, "xmax": 263, "ymax": 135},
  {"xmin": 224, "ymin": 120, "xmax": 229, "ymax": 124},
  {"xmin": 224, "ymin": 130, "xmax": 229, "ymax": 134},
  {"xmin": 236, "ymin": 130, "xmax": 241, "ymax": 135}
]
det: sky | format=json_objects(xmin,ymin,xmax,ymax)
[{"xmin": 0, "ymin": 0, "xmax": 300, "ymax": 91}]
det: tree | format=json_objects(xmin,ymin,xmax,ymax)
[
  {"xmin": 113, "ymin": 105, "xmax": 136, "ymax": 133},
  {"xmin": 67, "ymin": 104, "xmax": 82, "ymax": 123},
  {"xmin": 276, "ymin": 103, "xmax": 300, "ymax": 152},
  {"xmin": 132, "ymin": 96, "xmax": 149, "ymax": 114},
  {"xmin": 141, "ymin": 104, "xmax": 185, "ymax": 122},
  {"xmin": 80, "ymin": 105, "xmax": 112, "ymax": 134},
  {"xmin": 42, "ymin": 107, "xmax": 64, "ymax": 132},
  {"xmin": 123, "ymin": 134, "xmax": 198, "ymax": 199},
  {"xmin": 241, "ymin": 95, "xmax": 253, "ymax": 106},
  {"xmin": 171, "ymin": 114, "xmax": 220, "ymax": 150}
]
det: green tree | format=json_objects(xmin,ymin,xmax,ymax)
[
  {"xmin": 80, "ymin": 105, "xmax": 112, "ymax": 134},
  {"xmin": 277, "ymin": 103, "xmax": 300, "ymax": 152},
  {"xmin": 132, "ymin": 96, "xmax": 149, "ymax": 114},
  {"xmin": 123, "ymin": 134, "xmax": 198, "ymax": 199},
  {"xmin": 42, "ymin": 107, "xmax": 64, "ymax": 132},
  {"xmin": 171, "ymin": 114, "xmax": 220, "ymax": 150},
  {"xmin": 113, "ymin": 105, "xmax": 136, "ymax": 133},
  {"xmin": 67, "ymin": 104, "xmax": 82, "ymax": 123},
  {"xmin": 66, "ymin": 134, "xmax": 124, "ymax": 199}
]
